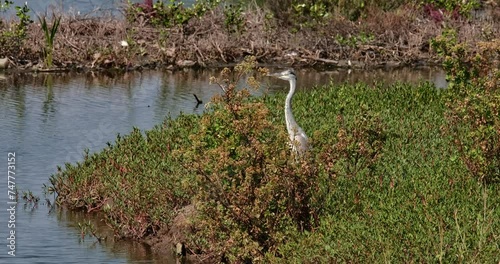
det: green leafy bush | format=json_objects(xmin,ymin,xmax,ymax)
[
  {"xmin": 126, "ymin": 0, "xmax": 220, "ymax": 28},
  {"xmin": 0, "ymin": 0, "xmax": 13, "ymax": 11},
  {"xmin": 50, "ymin": 115, "xmax": 199, "ymax": 239},
  {"xmin": 266, "ymin": 0, "xmax": 409, "ymax": 25},
  {"xmin": 0, "ymin": 1, "xmax": 32, "ymax": 56},
  {"xmin": 269, "ymin": 81, "xmax": 499, "ymax": 263},
  {"xmin": 433, "ymin": 29, "xmax": 500, "ymax": 183},
  {"xmin": 224, "ymin": 3, "xmax": 245, "ymax": 34},
  {"xmin": 184, "ymin": 58, "xmax": 319, "ymax": 262},
  {"xmin": 422, "ymin": 0, "xmax": 480, "ymax": 17}
]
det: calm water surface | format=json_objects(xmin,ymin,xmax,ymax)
[
  {"xmin": 4, "ymin": 0, "xmax": 195, "ymax": 17},
  {"xmin": 0, "ymin": 68, "xmax": 446, "ymax": 263},
  {"xmin": 5, "ymin": 0, "xmax": 136, "ymax": 16}
]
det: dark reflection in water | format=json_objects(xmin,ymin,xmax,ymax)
[
  {"xmin": 0, "ymin": 67, "xmax": 446, "ymax": 263},
  {"xmin": 56, "ymin": 207, "xmax": 176, "ymax": 263}
]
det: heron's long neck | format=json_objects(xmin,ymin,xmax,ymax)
[{"xmin": 285, "ymin": 79, "xmax": 298, "ymax": 136}]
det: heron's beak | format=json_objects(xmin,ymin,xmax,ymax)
[{"xmin": 267, "ymin": 72, "xmax": 282, "ymax": 78}]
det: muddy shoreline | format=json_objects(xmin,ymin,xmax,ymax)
[{"xmin": 1, "ymin": 3, "xmax": 498, "ymax": 73}]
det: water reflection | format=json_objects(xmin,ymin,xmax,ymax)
[
  {"xmin": 0, "ymin": 67, "xmax": 446, "ymax": 263},
  {"xmin": 56, "ymin": 207, "xmax": 175, "ymax": 263}
]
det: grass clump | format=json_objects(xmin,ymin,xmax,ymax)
[
  {"xmin": 49, "ymin": 55, "xmax": 499, "ymax": 262},
  {"xmin": 38, "ymin": 14, "xmax": 61, "ymax": 68}
]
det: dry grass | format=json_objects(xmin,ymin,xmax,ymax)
[{"xmin": 1, "ymin": 3, "xmax": 499, "ymax": 70}]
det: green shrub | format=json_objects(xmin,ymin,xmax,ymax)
[
  {"xmin": 433, "ymin": 29, "xmax": 500, "ymax": 183},
  {"xmin": 266, "ymin": 0, "xmax": 409, "ymax": 25},
  {"xmin": 223, "ymin": 3, "xmax": 245, "ymax": 34},
  {"xmin": 0, "ymin": 0, "xmax": 13, "ymax": 11},
  {"xmin": 126, "ymin": 0, "xmax": 220, "ymax": 28},
  {"xmin": 422, "ymin": 0, "xmax": 480, "ymax": 16},
  {"xmin": 0, "ymin": 1, "xmax": 32, "ymax": 56},
  {"xmin": 269, "ymin": 81, "xmax": 499, "ymax": 263},
  {"xmin": 50, "ymin": 114, "xmax": 200, "ymax": 238},
  {"xmin": 184, "ymin": 58, "xmax": 320, "ymax": 262}
]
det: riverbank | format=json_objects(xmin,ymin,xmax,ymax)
[{"xmin": 0, "ymin": 1, "xmax": 498, "ymax": 72}]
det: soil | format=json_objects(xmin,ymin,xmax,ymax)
[
  {"xmin": 143, "ymin": 204, "xmax": 201, "ymax": 263},
  {"xmin": 0, "ymin": 3, "xmax": 498, "ymax": 73}
]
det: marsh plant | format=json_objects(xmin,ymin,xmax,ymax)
[
  {"xmin": 183, "ymin": 58, "xmax": 321, "ymax": 262},
  {"xmin": 21, "ymin": 190, "xmax": 40, "ymax": 211},
  {"xmin": 78, "ymin": 221, "xmax": 104, "ymax": 242},
  {"xmin": 21, "ymin": 190, "xmax": 40, "ymax": 204},
  {"xmin": 50, "ymin": 53, "xmax": 499, "ymax": 262},
  {"xmin": 127, "ymin": 0, "xmax": 221, "ymax": 28},
  {"xmin": 432, "ymin": 29, "xmax": 500, "ymax": 183},
  {"xmin": 0, "ymin": 1, "xmax": 32, "ymax": 56},
  {"xmin": 12, "ymin": 2, "xmax": 32, "ymax": 38},
  {"xmin": 50, "ymin": 115, "xmax": 199, "ymax": 239},
  {"xmin": 0, "ymin": 0, "xmax": 12, "ymax": 11},
  {"xmin": 38, "ymin": 14, "xmax": 61, "ymax": 68},
  {"xmin": 223, "ymin": 3, "xmax": 245, "ymax": 34}
]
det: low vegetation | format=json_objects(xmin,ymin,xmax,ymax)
[
  {"xmin": 48, "ymin": 115, "xmax": 198, "ymax": 239},
  {"xmin": 48, "ymin": 36, "xmax": 499, "ymax": 263},
  {"xmin": 432, "ymin": 29, "xmax": 500, "ymax": 184}
]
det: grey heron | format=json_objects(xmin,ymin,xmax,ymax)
[{"xmin": 268, "ymin": 69, "xmax": 310, "ymax": 156}]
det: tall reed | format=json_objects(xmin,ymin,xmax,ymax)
[{"xmin": 37, "ymin": 14, "xmax": 61, "ymax": 68}]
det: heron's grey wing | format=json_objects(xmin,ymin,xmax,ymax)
[{"xmin": 293, "ymin": 131, "xmax": 310, "ymax": 154}]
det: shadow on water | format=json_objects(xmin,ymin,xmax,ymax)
[
  {"xmin": 0, "ymin": 67, "xmax": 446, "ymax": 263},
  {"xmin": 54, "ymin": 206, "xmax": 177, "ymax": 263}
]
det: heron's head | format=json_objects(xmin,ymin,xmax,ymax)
[{"xmin": 267, "ymin": 69, "xmax": 296, "ymax": 81}]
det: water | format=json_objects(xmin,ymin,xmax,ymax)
[
  {"xmin": 0, "ymin": 67, "xmax": 446, "ymax": 263},
  {"xmin": 3, "ymin": 0, "xmax": 126, "ymax": 17},
  {"xmin": 2, "ymin": 0, "xmax": 196, "ymax": 18}
]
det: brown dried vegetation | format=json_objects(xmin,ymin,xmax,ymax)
[{"xmin": 1, "ymin": 3, "xmax": 499, "ymax": 71}]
